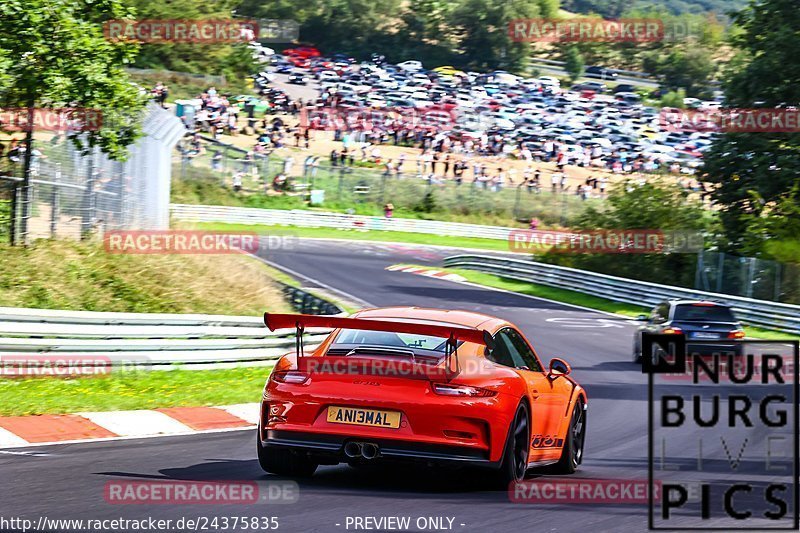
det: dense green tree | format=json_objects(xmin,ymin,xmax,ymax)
[
  {"xmin": 660, "ymin": 88, "xmax": 686, "ymax": 108},
  {"xmin": 563, "ymin": 46, "xmax": 585, "ymax": 82},
  {"xmin": 451, "ymin": 0, "xmax": 540, "ymax": 71},
  {"xmin": 747, "ymin": 184, "xmax": 800, "ymax": 263},
  {"xmin": 0, "ymin": 0, "xmax": 147, "ymax": 243},
  {"xmin": 643, "ymin": 45, "xmax": 716, "ymax": 97},
  {"xmin": 702, "ymin": 0, "xmax": 800, "ymax": 256},
  {"xmin": 561, "ymin": 0, "xmax": 627, "ymax": 18},
  {"xmin": 537, "ymin": 0, "xmax": 560, "ymax": 18},
  {"xmin": 563, "ymin": 0, "xmax": 745, "ymax": 17},
  {"xmin": 540, "ymin": 179, "xmax": 712, "ymax": 286},
  {"xmin": 396, "ymin": 0, "xmax": 459, "ymax": 63},
  {"xmin": 127, "ymin": 0, "xmax": 255, "ymax": 80}
]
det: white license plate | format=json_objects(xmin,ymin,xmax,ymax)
[
  {"xmin": 691, "ymin": 332, "xmax": 720, "ymax": 339},
  {"xmin": 327, "ymin": 406, "xmax": 401, "ymax": 429}
]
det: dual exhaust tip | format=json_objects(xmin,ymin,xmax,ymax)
[{"xmin": 344, "ymin": 441, "xmax": 380, "ymax": 460}]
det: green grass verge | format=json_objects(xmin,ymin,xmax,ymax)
[
  {"xmin": 437, "ymin": 267, "xmax": 800, "ymax": 341},
  {"xmin": 179, "ymin": 221, "xmax": 512, "ymax": 252},
  {"xmin": 0, "ymin": 366, "xmax": 273, "ymax": 417},
  {"xmin": 0, "ymin": 239, "xmax": 292, "ymax": 315},
  {"xmin": 445, "ymin": 267, "xmax": 647, "ymax": 316}
]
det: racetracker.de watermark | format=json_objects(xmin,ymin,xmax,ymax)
[
  {"xmin": 0, "ymin": 354, "xmax": 154, "ymax": 376},
  {"xmin": 104, "ymin": 480, "xmax": 298, "ymax": 505},
  {"xmin": 660, "ymin": 108, "xmax": 800, "ymax": 133},
  {"xmin": 509, "ymin": 18, "xmax": 664, "ymax": 43},
  {"xmin": 0, "ymin": 355, "xmax": 112, "ymax": 377},
  {"xmin": 294, "ymin": 357, "xmax": 496, "ymax": 379},
  {"xmin": 508, "ymin": 229, "xmax": 704, "ymax": 254},
  {"xmin": 0, "ymin": 107, "xmax": 102, "ymax": 132},
  {"xmin": 510, "ymin": 479, "xmax": 661, "ymax": 504},
  {"xmin": 103, "ymin": 230, "xmax": 292, "ymax": 254},
  {"xmin": 103, "ymin": 19, "xmax": 259, "ymax": 43},
  {"xmin": 253, "ymin": 19, "xmax": 300, "ymax": 43}
]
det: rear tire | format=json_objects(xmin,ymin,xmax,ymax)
[
  {"xmin": 552, "ymin": 401, "xmax": 586, "ymax": 474},
  {"xmin": 492, "ymin": 403, "xmax": 530, "ymax": 489},
  {"xmin": 257, "ymin": 431, "xmax": 318, "ymax": 477}
]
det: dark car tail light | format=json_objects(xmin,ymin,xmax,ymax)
[
  {"xmin": 431, "ymin": 383, "xmax": 496, "ymax": 397},
  {"xmin": 271, "ymin": 371, "xmax": 310, "ymax": 384},
  {"xmin": 662, "ymin": 327, "xmax": 683, "ymax": 335},
  {"xmin": 727, "ymin": 330, "xmax": 746, "ymax": 339}
]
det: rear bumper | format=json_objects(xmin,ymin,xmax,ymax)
[
  {"xmin": 261, "ymin": 429, "xmax": 497, "ymax": 467},
  {"xmin": 686, "ymin": 342, "xmax": 744, "ymax": 357},
  {"xmin": 262, "ymin": 377, "xmax": 519, "ymax": 463}
]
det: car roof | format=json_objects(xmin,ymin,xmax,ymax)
[
  {"xmin": 664, "ymin": 299, "xmax": 730, "ymax": 307},
  {"xmin": 352, "ymin": 307, "xmax": 505, "ymax": 329}
]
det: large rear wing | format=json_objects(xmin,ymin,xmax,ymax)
[
  {"xmin": 264, "ymin": 313, "xmax": 492, "ymax": 346},
  {"xmin": 263, "ymin": 313, "xmax": 494, "ymax": 380}
]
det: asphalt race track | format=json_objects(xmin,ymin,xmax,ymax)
[{"xmin": 1, "ymin": 239, "xmax": 795, "ymax": 532}]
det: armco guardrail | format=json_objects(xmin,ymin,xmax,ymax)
[
  {"xmin": 0, "ymin": 307, "xmax": 332, "ymax": 369},
  {"xmin": 281, "ymin": 284, "xmax": 342, "ymax": 315},
  {"xmin": 171, "ymin": 204, "xmax": 514, "ymax": 240},
  {"xmin": 530, "ymin": 58, "xmax": 657, "ymax": 81},
  {"xmin": 443, "ymin": 255, "xmax": 800, "ymax": 335}
]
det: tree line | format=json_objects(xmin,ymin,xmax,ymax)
[{"xmin": 0, "ymin": 0, "xmax": 797, "ymax": 265}]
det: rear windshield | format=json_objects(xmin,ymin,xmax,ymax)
[
  {"xmin": 331, "ymin": 329, "xmax": 450, "ymax": 353},
  {"xmin": 673, "ymin": 304, "xmax": 736, "ymax": 322}
]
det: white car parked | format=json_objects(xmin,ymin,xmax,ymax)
[
  {"xmin": 537, "ymin": 76, "xmax": 561, "ymax": 88},
  {"xmin": 397, "ymin": 60, "xmax": 423, "ymax": 72}
]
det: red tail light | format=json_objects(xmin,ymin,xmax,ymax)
[
  {"xmin": 662, "ymin": 327, "xmax": 683, "ymax": 335},
  {"xmin": 271, "ymin": 371, "xmax": 310, "ymax": 384},
  {"xmin": 727, "ymin": 330, "xmax": 746, "ymax": 339},
  {"xmin": 432, "ymin": 383, "xmax": 496, "ymax": 397}
]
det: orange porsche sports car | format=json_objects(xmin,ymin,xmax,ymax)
[{"xmin": 257, "ymin": 307, "xmax": 587, "ymax": 485}]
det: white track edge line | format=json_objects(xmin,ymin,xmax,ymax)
[{"xmin": 0, "ymin": 425, "xmax": 255, "ymax": 450}]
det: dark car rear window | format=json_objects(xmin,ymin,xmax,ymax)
[{"xmin": 673, "ymin": 304, "xmax": 736, "ymax": 322}]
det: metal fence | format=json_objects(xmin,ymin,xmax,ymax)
[
  {"xmin": 530, "ymin": 57, "xmax": 657, "ymax": 83},
  {"xmin": 175, "ymin": 136, "xmax": 598, "ymax": 226},
  {"xmin": 443, "ymin": 254, "xmax": 800, "ymax": 335},
  {"xmin": 176, "ymin": 134, "xmax": 275, "ymax": 184},
  {"xmin": 171, "ymin": 203, "xmax": 519, "ymax": 240},
  {"xmin": 694, "ymin": 249, "xmax": 800, "ymax": 304},
  {"xmin": 0, "ymin": 103, "xmax": 185, "ymax": 245}
]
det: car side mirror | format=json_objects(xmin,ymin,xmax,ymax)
[
  {"xmin": 636, "ymin": 314, "xmax": 648, "ymax": 321},
  {"xmin": 549, "ymin": 358, "xmax": 571, "ymax": 378}
]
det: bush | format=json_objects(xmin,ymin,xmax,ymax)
[
  {"xmin": 661, "ymin": 89, "xmax": 686, "ymax": 108},
  {"xmin": 414, "ymin": 190, "xmax": 437, "ymax": 213},
  {"xmin": 538, "ymin": 178, "xmax": 713, "ymax": 288},
  {"xmin": 0, "ymin": 198, "xmax": 10, "ymax": 244}
]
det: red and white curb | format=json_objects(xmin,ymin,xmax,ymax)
[
  {"xmin": 0, "ymin": 403, "xmax": 259, "ymax": 448},
  {"xmin": 386, "ymin": 264, "xmax": 466, "ymax": 282}
]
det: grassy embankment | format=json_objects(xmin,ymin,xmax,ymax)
[{"xmin": 0, "ymin": 239, "xmax": 293, "ymax": 416}]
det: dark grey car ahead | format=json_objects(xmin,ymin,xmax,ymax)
[{"xmin": 633, "ymin": 300, "xmax": 746, "ymax": 363}]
